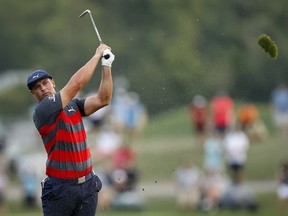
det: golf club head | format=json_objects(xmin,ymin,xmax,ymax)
[{"xmin": 79, "ymin": 9, "xmax": 91, "ymax": 18}]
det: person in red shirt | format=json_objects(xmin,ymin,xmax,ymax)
[
  {"xmin": 188, "ymin": 95, "xmax": 208, "ymax": 145},
  {"xmin": 210, "ymin": 91, "xmax": 234, "ymax": 137}
]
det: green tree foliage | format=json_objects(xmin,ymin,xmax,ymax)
[{"xmin": 1, "ymin": 0, "xmax": 288, "ymax": 116}]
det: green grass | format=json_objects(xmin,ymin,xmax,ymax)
[
  {"xmin": 4, "ymin": 194, "xmax": 287, "ymax": 216},
  {"xmin": 136, "ymin": 135, "xmax": 286, "ymax": 183},
  {"xmin": 142, "ymin": 107, "xmax": 192, "ymax": 138}
]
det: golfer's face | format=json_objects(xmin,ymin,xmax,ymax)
[{"xmin": 31, "ymin": 78, "xmax": 56, "ymax": 101}]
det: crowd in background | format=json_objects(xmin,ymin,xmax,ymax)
[
  {"xmin": 0, "ymin": 83, "xmax": 288, "ymax": 213},
  {"xmin": 174, "ymin": 83, "xmax": 288, "ymax": 212},
  {"xmin": 272, "ymin": 83, "xmax": 288, "ymax": 212},
  {"xmin": 86, "ymin": 87, "xmax": 147, "ymax": 211}
]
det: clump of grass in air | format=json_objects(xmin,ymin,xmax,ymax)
[{"xmin": 257, "ymin": 34, "xmax": 278, "ymax": 59}]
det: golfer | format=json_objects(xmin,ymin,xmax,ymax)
[{"xmin": 27, "ymin": 44, "xmax": 115, "ymax": 216}]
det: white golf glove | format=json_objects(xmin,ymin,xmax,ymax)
[{"xmin": 101, "ymin": 49, "xmax": 115, "ymax": 67}]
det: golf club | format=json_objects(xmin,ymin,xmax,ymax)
[{"xmin": 79, "ymin": 9, "xmax": 110, "ymax": 59}]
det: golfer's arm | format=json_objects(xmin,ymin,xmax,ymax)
[
  {"xmin": 60, "ymin": 54, "xmax": 102, "ymax": 108},
  {"xmin": 84, "ymin": 66, "xmax": 113, "ymax": 116}
]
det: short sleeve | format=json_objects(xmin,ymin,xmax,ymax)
[
  {"xmin": 33, "ymin": 93, "xmax": 62, "ymax": 129},
  {"xmin": 72, "ymin": 97, "xmax": 87, "ymax": 116}
]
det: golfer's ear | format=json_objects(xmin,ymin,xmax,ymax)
[
  {"xmin": 30, "ymin": 90, "xmax": 36, "ymax": 98},
  {"xmin": 51, "ymin": 79, "xmax": 56, "ymax": 87}
]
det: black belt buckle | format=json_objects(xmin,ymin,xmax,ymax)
[{"xmin": 41, "ymin": 177, "xmax": 48, "ymax": 188}]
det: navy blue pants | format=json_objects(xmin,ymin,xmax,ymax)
[{"xmin": 41, "ymin": 173, "xmax": 102, "ymax": 216}]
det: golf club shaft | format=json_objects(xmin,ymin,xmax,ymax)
[
  {"xmin": 88, "ymin": 13, "xmax": 103, "ymax": 44},
  {"xmin": 79, "ymin": 10, "xmax": 110, "ymax": 59}
]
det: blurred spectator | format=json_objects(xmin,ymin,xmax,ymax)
[
  {"xmin": 0, "ymin": 152, "xmax": 7, "ymax": 214},
  {"xmin": 174, "ymin": 157, "xmax": 202, "ymax": 211},
  {"xmin": 237, "ymin": 100, "xmax": 267, "ymax": 142},
  {"xmin": 91, "ymin": 127, "xmax": 124, "ymax": 211},
  {"xmin": 218, "ymin": 182, "xmax": 259, "ymax": 211},
  {"xmin": 111, "ymin": 165, "xmax": 137, "ymax": 193},
  {"xmin": 188, "ymin": 95, "xmax": 208, "ymax": 145},
  {"xmin": 200, "ymin": 169, "xmax": 229, "ymax": 211},
  {"xmin": 202, "ymin": 131, "xmax": 225, "ymax": 173},
  {"xmin": 210, "ymin": 90, "xmax": 234, "ymax": 137},
  {"xmin": 111, "ymin": 88, "xmax": 130, "ymax": 134},
  {"xmin": 111, "ymin": 142, "xmax": 137, "ymax": 193},
  {"xmin": 201, "ymin": 129, "xmax": 228, "ymax": 212},
  {"xmin": 19, "ymin": 171, "xmax": 38, "ymax": 209},
  {"xmin": 0, "ymin": 171, "xmax": 7, "ymax": 214},
  {"xmin": 111, "ymin": 89, "xmax": 147, "ymax": 143},
  {"xmin": 124, "ymin": 92, "xmax": 147, "ymax": 142},
  {"xmin": 95, "ymin": 167, "xmax": 114, "ymax": 211},
  {"xmin": 110, "ymin": 143, "xmax": 144, "ymax": 210},
  {"xmin": 18, "ymin": 156, "xmax": 38, "ymax": 209},
  {"xmin": 16, "ymin": 153, "xmax": 46, "ymax": 210},
  {"xmin": 276, "ymin": 159, "xmax": 288, "ymax": 211},
  {"xmin": 113, "ymin": 142, "xmax": 136, "ymax": 170},
  {"xmin": 93, "ymin": 125, "xmax": 123, "ymax": 163},
  {"xmin": 237, "ymin": 100, "xmax": 259, "ymax": 131},
  {"xmin": 0, "ymin": 120, "xmax": 7, "ymax": 153},
  {"xmin": 223, "ymin": 126, "xmax": 250, "ymax": 184},
  {"xmin": 271, "ymin": 83, "xmax": 288, "ymax": 136}
]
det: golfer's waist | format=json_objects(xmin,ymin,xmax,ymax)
[{"xmin": 48, "ymin": 170, "xmax": 95, "ymax": 184}]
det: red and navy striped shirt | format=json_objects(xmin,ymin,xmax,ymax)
[{"xmin": 33, "ymin": 93, "xmax": 92, "ymax": 178}]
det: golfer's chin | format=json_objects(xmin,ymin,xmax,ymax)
[{"xmin": 43, "ymin": 92, "xmax": 52, "ymax": 98}]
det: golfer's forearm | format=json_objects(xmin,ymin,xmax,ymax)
[
  {"xmin": 70, "ymin": 54, "xmax": 102, "ymax": 89},
  {"xmin": 97, "ymin": 67, "xmax": 113, "ymax": 104}
]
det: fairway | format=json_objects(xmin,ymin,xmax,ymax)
[{"xmin": 136, "ymin": 106, "xmax": 287, "ymax": 183}]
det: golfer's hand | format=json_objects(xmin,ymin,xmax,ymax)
[
  {"xmin": 102, "ymin": 49, "xmax": 115, "ymax": 67},
  {"xmin": 96, "ymin": 44, "xmax": 109, "ymax": 56}
]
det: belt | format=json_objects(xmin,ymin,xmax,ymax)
[{"xmin": 48, "ymin": 170, "xmax": 95, "ymax": 184}]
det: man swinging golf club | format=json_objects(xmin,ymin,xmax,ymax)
[{"xmin": 27, "ymin": 42, "xmax": 114, "ymax": 215}]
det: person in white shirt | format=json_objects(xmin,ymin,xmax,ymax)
[
  {"xmin": 223, "ymin": 127, "xmax": 249, "ymax": 183},
  {"xmin": 174, "ymin": 158, "xmax": 202, "ymax": 211}
]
